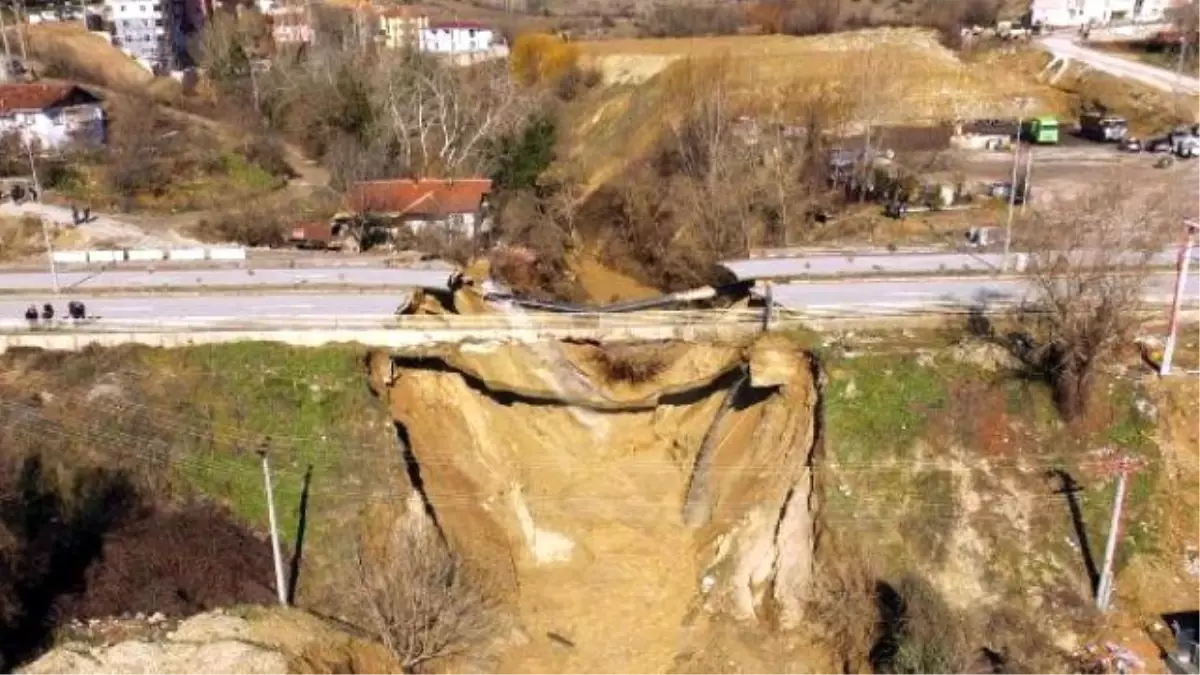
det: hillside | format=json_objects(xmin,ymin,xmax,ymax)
[
  {"xmin": 1, "ymin": 318, "xmax": 1195, "ymax": 672},
  {"xmin": 564, "ymin": 28, "xmax": 1065, "ymax": 191}
]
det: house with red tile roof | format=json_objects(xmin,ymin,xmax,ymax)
[
  {"xmin": 347, "ymin": 177, "xmax": 493, "ymax": 238},
  {"xmin": 0, "ymin": 83, "xmax": 105, "ymax": 150}
]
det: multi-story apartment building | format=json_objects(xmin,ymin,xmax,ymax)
[
  {"xmin": 378, "ymin": 6, "xmax": 427, "ymax": 50},
  {"xmin": 103, "ymin": 0, "xmax": 191, "ymax": 72},
  {"xmin": 269, "ymin": 4, "xmax": 313, "ymax": 45}
]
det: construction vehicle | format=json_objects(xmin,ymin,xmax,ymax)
[
  {"xmin": 287, "ymin": 213, "xmax": 392, "ymax": 252},
  {"xmin": 1022, "ymin": 116, "xmax": 1060, "ymax": 145},
  {"xmin": 1080, "ymin": 111, "xmax": 1129, "ymax": 142},
  {"xmin": 1146, "ymin": 126, "xmax": 1200, "ymax": 158}
]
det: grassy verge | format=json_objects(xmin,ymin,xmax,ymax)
[
  {"xmin": 0, "ymin": 343, "xmax": 403, "ymax": 620},
  {"xmin": 819, "ymin": 339, "xmax": 1165, "ymax": 612}
]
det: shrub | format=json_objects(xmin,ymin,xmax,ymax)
[
  {"xmin": 807, "ymin": 539, "xmax": 881, "ymax": 673},
  {"xmin": 641, "ymin": 4, "xmax": 744, "ymax": 37},
  {"xmin": 239, "ymin": 135, "xmax": 297, "ymax": 179},
  {"xmin": 510, "ymin": 32, "xmax": 581, "ymax": 86},
  {"xmin": 354, "ymin": 523, "xmax": 497, "ymax": 672},
  {"xmin": 873, "ymin": 575, "xmax": 973, "ymax": 675},
  {"xmin": 196, "ymin": 206, "xmax": 288, "ymax": 247}
]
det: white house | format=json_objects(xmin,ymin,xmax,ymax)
[
  {"xmin": 1029, "ymin": 0, "xmax": 1180, "ymax": 26},
  {"xmin": 347, "ymin": 178, "xmax": 493, "ymax": 238},
  {"xmin": 419, "ymin": 21, "xmax": 494, "ymax": 54},
  {"xmin": 0, "ymin": 83, "xmax": 106, "ymax": 151}
]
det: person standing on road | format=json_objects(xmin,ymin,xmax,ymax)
[
  {"xmin": 24, "ymin": 304, "xmax": 38, "ymax": 327},
  {"xmin": 41, "ymin": 303, "xmax": 54, "ymax": 321}
]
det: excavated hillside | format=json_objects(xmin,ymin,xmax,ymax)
[{"xmin": 366, "ymin": 333, "xmax": 820, "ymax": 672}]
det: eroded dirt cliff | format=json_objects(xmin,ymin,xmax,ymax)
[{"xmin": 367, "ymin": 336, "xmax": 820, "ymax": 672}]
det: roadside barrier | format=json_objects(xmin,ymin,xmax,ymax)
[{"xmin": 52, "ymin": 247, "xmax": 248, "ymax": 265}]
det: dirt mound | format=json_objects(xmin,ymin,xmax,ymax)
[
  {"xmin": 568, "ymin": 29, "xmax": 1060, "ymax": 191},
  {"xmin": 373, "ymin": 334, "xmax": 819, "ymax": 672},
  {"xmin": 20, "ymin": 607, "xmax": 399, "ymax": 674},
  {"xmin": 28, "ymin": 24, "xmax": 156, "ymax": 91}
]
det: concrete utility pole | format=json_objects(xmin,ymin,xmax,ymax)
[
  {"xmin": 1160, "ymin": 219, "xmax": 1199, "ymax": 376},
  {"xmin": 1096, "ymin": 455, "xmax": 1139, "ymax": 612},
  {"xmin": 1176, "ymin": 36, "xmax": 1188, "ymax": 120},
  {"xmin": 762, "ymin": 281, "xmax": 774, "ymax": 332},
  {"xmin": 0, "ymin": 4, "xmax": 13, "ymax": 81},
  {"xmin": 14, "ymin": 0, "xmax": 28, "ymax": 63},
  {"xmin": 24, "ymin": 138, "xmax": 59, "ymax": 294},
  {"xmin": 1003, "ymin": 98, "xmax": 1031, "ymax": 273},
  {"xmin": 1020, "ymin": 145, "xmax": 1035, "ymax": 215},
  {"xmin": 259, "ymin": 443, "xmax": 288, "ymax": 606}
]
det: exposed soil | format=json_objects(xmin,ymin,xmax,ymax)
[{"xmin": 372, "ymin": 334, "xmax": 820, "ymax": 672}]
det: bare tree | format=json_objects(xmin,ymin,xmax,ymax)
[
  {"xmin": 355, "ymin": 522, "xmax": 497, "ymax": 673},
  {"xmin": 1010, "ymin": 181, "xmax": 1178, "ymax": 420},
  {"xmin": 371, "ymin": 54, "xmax": 536, "ymax": 177}
]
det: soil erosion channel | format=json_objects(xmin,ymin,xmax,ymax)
[{"xmin": 367, "ymin": 333, "xmax": 821, "ymax": 672}]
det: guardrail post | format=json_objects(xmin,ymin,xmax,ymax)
[{"xmin": 762, "ymin": 282, "xmax": 775, "ymax": 332}]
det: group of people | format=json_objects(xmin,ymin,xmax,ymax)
[
  {"xmin": 70, "ymin": 205, "xmax": 93, "ymax": 226},
  {"xmin": 4, "ymin": 184, "xmax": 39, "ymax": 203},
  {"xmin": 24, "ymin": 301, "xmax": 87, "ymax": 324}
]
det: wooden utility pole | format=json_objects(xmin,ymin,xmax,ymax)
[{"xmin": 259, "ymin": 442, "xmax": 289, "ymax": 606}]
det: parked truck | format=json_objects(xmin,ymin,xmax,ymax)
[
  {"xmin": 1022, "ymin": 116, "xmax": 1060, "ymax": 145},
  {"xmin": 287, "ymin": 213, "xmax": 390, "ymax": 253},
  {"xmin": 1079, "ymin": 111, "xmax": 1129, "ymax": 142}
]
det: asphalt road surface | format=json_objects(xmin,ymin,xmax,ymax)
[
  {"xmin": 0, "ymin": 267, "xmax": 456, "ymax": 291},
  {"xmin": 0, "ymin": 293, "xmax": 408, "ymax": 323},
  {"xmin": 767, "ymin": 272, "xmax": 1197, "ymax": 314},
  {"xmin": 723, "ymin": 250, "xmax": 1180, "ymax": 280},
  {"xmin": 1, "ymin": 273, "xmax": 1193, "ymax": 324},
  {"xmin": 1041, "ymin": 36, "xmax": 1200, "ymax": 95}
]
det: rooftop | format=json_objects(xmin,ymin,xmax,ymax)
[
  {"xmin": 427, "ymin": 20, "xmax": 487, "ymax": 30},
  {"xmin": 348, "ymin": 178, "xmax": 491, "ymax": 216},
  {"xmin": 0, "ymin": 83, "xmax": 100, "ymax": 113}
]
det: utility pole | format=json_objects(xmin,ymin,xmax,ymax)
[
  {"xmin": 259, "ymin": 442, "xmax": 288, "ymax": 606},
  {"xmin": 1176, "ymin": 36, "xmax": 1188, "ymax": 120},
  {"xmin": 762, "ymin": 281, "xmax": 774, "ymax": 332},
  {"xmin": 1161, "ymin": 219, "xmax": 1199, "ymax": 376},
  {"xmin": 1096, "ymin": 455, "xmax": 1140, "ymax": 612},
  {"xmin": 0, "ymin": 4, "xmax": 13, "ymax": 81},
  {"xmin": 1003, "ymin": 98, "xmax": 1030, "ymax": 273},
  {"xmin": 1020, "ymin": 145, "xmax": 1034, "ymax": 215},
  {"xmin": 14, "ymin": 0, "xmax": 28, "ymax": 63},
  {"xmin": 24, "ymin": 138, "xmax": 59, "ymax": 294}
]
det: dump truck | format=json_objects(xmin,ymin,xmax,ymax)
[
  {"xmin": 1079, "ymin": 111, "xmax": 1129, "ymax": 142},
  {"xmin": 287, "ymin": 214, "xmax": 371, "ymax": 252}
]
